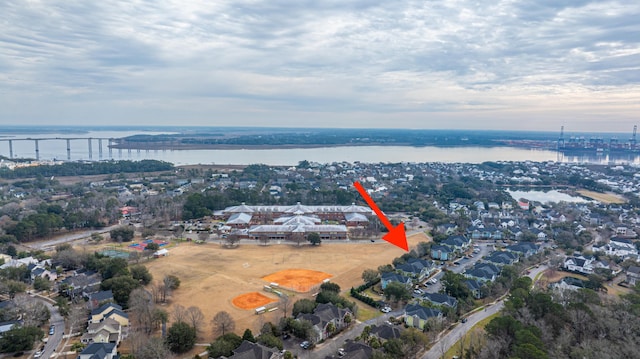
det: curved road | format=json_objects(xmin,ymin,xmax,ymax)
[
  {"xmin": 421, "ymin": 264, "xmax": 548, "ymax": 359},
  {"xmin": 30, "ymin": 295, "xmax": 64, "ymax": 359}
]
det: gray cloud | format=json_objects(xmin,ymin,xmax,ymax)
[{"xmin": 0, "ymin": 0, "xmax": 638, "ymax": 131}]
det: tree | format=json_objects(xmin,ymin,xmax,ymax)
[
  {"xmin": 307, "ymin": 232, "xmax": 321, "ymax": 246},
  {"xmin": 207, "ymin": 333, "xmax": 242, "ymax": 358},
  {"xmin": 33, "ymin": 276, "xmax": 51, "ymax": 291},
  {"xmin": 101, "ymin": 275, "xmax": 140, "ymax": 307},
  {"xmin": 384, "ymin": 282, "xmax": 411, "ymax": 303},
  {"xmin": 166, "ymin": 321, "xmax": 196, "ymax": 353},
  {"xmin": 362, "ymin": 269, "xmax": 379, "ymax": 284},
  {"xmin": 131, "ymin": 265, "xmax": 153, "ymax": 285},
  {"xmin": 242, "ymin": 329, "xmax": 255, "ymax": 343},
  {"xmin": 279, "ymin": 295, "xmax": 291, "ymax": 318},
  {"xmin": 185, "ymin": 306, "xmax": 205, "ymax": 334},
  {"xmin": 292, "ymin": 299, "xmax": 317, "ymax": 316},
  {"xmin": 211, "ymin": 311, "xmax": 235, "ymax": 337},
  {"xmin": 136, "ymin": 337, "xmax": 172, "ymax": 359},
  {"xmin": 0, "ymin": 326, "xmax": 43, "ymax": 353},
  {"xmin": 145, "ymin": 242, "xmax": 160, "ymax": 251},
  {"xmin": 129, "ymin": 288, "xmax": 154, "ymax": 334},
  {"xmin": 110, "ymin": 226, "xmax": 135, "ymax": 242}
]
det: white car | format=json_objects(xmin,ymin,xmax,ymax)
[
  {"xmin": 34, "ymin": 351, "xmax": 43, "ymax": 358},
  {"xmin": 380, "ymin": 306, "xmax": 392, "ymax": 313}
]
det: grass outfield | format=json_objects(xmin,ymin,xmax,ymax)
[{"xmin": 143, "ymin": 232, "xmax": 430, "ymax": 340}]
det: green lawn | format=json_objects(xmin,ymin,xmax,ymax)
[{"xmin": 444, "ymin": 313, "xmax": 498, "ymax": 359}]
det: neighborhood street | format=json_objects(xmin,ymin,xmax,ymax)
[
  {"xmin": 30, "ymin": 295, "xmax": 64, "ymax": 359},
  {"xmin": 421, "ymin": 264, "xmax": 548, "ymax": 359}
]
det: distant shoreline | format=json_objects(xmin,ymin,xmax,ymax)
[{"xmin": 108, "ymin": 142, "xmax": 513, "ymax": 150}]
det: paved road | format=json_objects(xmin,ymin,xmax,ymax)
[
  {"xmin": 26, "ymin": 225, "xmax": 120, "ymax": 251},
  {"xmin": 29, "ymin": 295, "xmax": 64, "ymax": 359},
  {"xmin": 421, "ymin": 264, "xmax": 548, "ymax": 359}
]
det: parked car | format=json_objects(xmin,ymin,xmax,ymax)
[
  {"xmin": 49, "ymin": 325, "xmax": 55, "ymax": 335},
  {"xmin": 34, "ymin": 351, "xmax": 43, "ymax": 358},
  {"xmin": 380, "ymin": 306, "xmax": 392, "ymax": 313},
  {"xmin": 338, "ymin": 348, "xmax": 346, "ymax": 357},
  {"xmin": 300, "ymin": 341, "xmax": 311, "ymax": 349}
]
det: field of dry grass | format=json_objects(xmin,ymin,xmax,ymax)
[
  {"xmin": 577, "ymin": 189, "xmax": 626, "ymax": 204},
  {"xmin": 142, "ymin": 232, "xmax": 430, "ymax": 340}
]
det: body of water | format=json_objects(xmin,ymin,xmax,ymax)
[
  {"xmin": 1, "ymin": 130, "xmax": 639, "ymax": 166},
  {"xmin": 507, "ymin": 189, "xmax": 589, "ymax": 204}
]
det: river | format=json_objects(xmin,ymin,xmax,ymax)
[{"xmin": 1, "ymin": 130, "xmax": 639, "ymax": 166}]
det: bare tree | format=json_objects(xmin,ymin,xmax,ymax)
[
  {"xmin": 136, "ymin": 336, "xmax": 174, "ymax": 359},
  {"xmin": 185, "ymin": 306, "xmax": 205, "ymax": 334},
  {"xmin": 172, "ymin": 304, "xmax": 187, "ymax": 323},
  {"xmin": 14, "ymin": 295, "xmax": 49, "ymax": 327},
  {"xmin": 129, "ymin": 288, "xmax": 154, "ymax": 334},
  {"xmin": 211, "ymin": 311, "xmax": 236, "ymax": 337},
  {"xmin": 279, "ymin": 295, "xmax": 291, "ymax": 318}
]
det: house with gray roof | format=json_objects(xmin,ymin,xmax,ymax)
[
  {"xmin": 227, "ymin": 340, "xmax": 281, "ymax": 359},
  {"xmin": 395, "ymin": 258, "xmax": 435, "ymax": 281},
  {"xmin": 430, "ymin": 245, "xmax": 453, "ymax": 261},
  {"xmin": 295, "ymin": 303, "xmax": 352, "ymax": 343},
  {"xmin": 484, "ymin": 251, "xmax": 519, "ymax": 266},
  {"xmin": 342, "ymin": 342, "xmax": 374, "ymax": 359},
  {"xmin": 78, "ymin": 342, "xmax": 117, "ymax": 359},
  {"xmin": 381, "ymin": 272, "xmax": 412, "ymax": 290},
  {"xmin": 464, "ymin": 263, "xmax": 501, "ymax": 282},
  {"xmin": 404, "ymin": 304, "xmax": 442, "ymax": 330},
  {"xmin": 422, "ymin": 292, "xmax": 458, "ymax": 308},
  {"xmin": 369, "ymin": 324, "xmax": 401, "ymax": 341},
  {"xmin": 506, "ymin": 242, "xmax": 540, "ymax": 258}
]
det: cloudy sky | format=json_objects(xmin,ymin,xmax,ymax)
[{"xmin": 1, "ymin": 0, "xmax": 638, "ymax": 132}]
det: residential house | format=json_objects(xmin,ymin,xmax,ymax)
[
  {"xmin": 295, "ymin": 303, "xmax": 351, "ymax": 343},
  {"xmin": 464, "ymin": 279, "xmax": 485, "ymax": 299},
  {"xmin": 81, "ymin": 318, "xmax": 121, "ymax": 345},
  {"xmin": 430, "ymin": 245, "xmax": 452, "ymax": 261},
  {"xmin": 506, "ymin": 243, "xmax": 540, "ymax": 258},
  {"xmin": 59, "ymin": 270, "xmax": 101, "ymax": 300},
  {"xmin": 442, "ymin": 235, "xmax": 471, "ymax": 253},
  {"xmin": 395, "ymin": 258, "xmax": 435, "ymax": 282},
  {"xmin": 422, "ymin": 292, "xmax": 458, "ymax": 308},
  {"xmin": 78, "ymin": 342, "xmax": 118, "ymax": 359},
  {"xmin": 381, "ymin": 272, "xmax": 412, "ymax": 290},
  {"xmin": 0, "ymin": 321, "xmax": 19, "ymax": 336},
  {"xmin": 550, "ymin": 277, "xmax": 587, "ymax": 292},
  {"xmin": 87, "ymin": 290, "xmax": 114, "ymax": 310},
  {"xmin": 227, "ymin": 340, "xmax": 282, "ymax": 359},
  {"xmin": 436, "ymin": 223, "xmax": 458, "ymax": 235},
  {"xmin": 593, "ymin": 237, "xmax": 639, "ymax": 260},
  {"xmin": 484, "ymin": 251, "xmax": 519, "ymax": 266},
  {"xmin": 563, "ymin": 255, "xmax": 595, "ymax": 275},
  {"xmin": 464, "ymin": 263, "xmax": 501, "ymax": 282},
  {"xmin": 28, "ymin": 264, "xmax": 58, "ymax": 282},
  {"xmin": 90, "ymin": 303, "xmax": 129, "ymax": 327},
  {"xmin": 342, "ymin": 342, "xmax": 374, "ymax": 359},
  {"xmin": 369, "ymin": 324, "xmax": 401, "ymax": 341},
  {"xmin": 404, "ymin": 304, "xmax": 442, "ymax": 330},
  {"xmin": 626, "ymin": 266, "xmax": 640, "ymax": 287}
]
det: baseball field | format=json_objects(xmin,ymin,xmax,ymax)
[{"xmin": 143, "ymin": 232, "xmax": 429, "ymax": 339}]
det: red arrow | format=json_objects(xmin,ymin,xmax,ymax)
[{"xmin": 353, "ymin": 181, "xmax": 408, "ymax": 251}]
